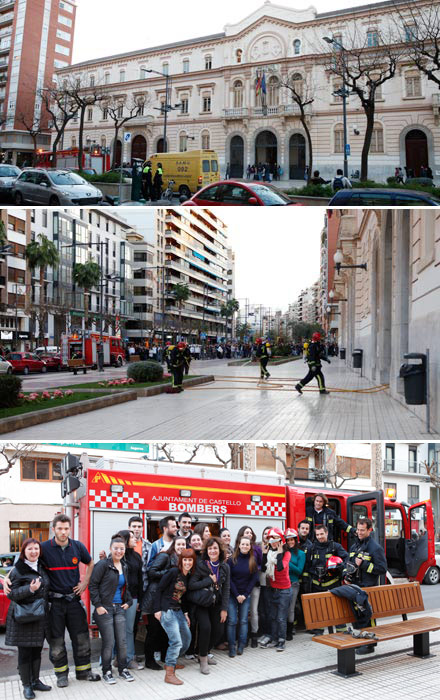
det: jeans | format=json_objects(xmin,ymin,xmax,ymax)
[
  {"xmin": 125, "ymin": 598, "xmax": 137, "ymax": 662},
  {"xmin": 159, "ymin": 609, "xmax": 191, "ymax": 667},
  {"xmin": 269, "ymin": 587, "xmax": 292, "ymax": 642},
  {"xmin": 287, "ymin": 583, "xmax": 300, "ymax": 624},
  {"xmin": 250, "ymin": 586, "xmax": 260, "ymax": 634},
  {"xmin": 227, "ymin": 596, "xmax": 251, "ymax": 649},
  {"xmin": 95, "ymin": 604, "xmax": 127, "ymax": 674},
  {"xmin": 258, "ymin": 585, "xmax": 272, "ymax": 636}
]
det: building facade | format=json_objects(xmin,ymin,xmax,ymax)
[
  {"xmin": 331, "ymin": 208, "xmax": 440, "ymax": 434},
  {"xmin": 125, "ymin": 227, "xmax": 156, "ymax": 344},
  {"xmin": 0, "ymin": 207, "xmax": 31, "ymax": 348},
  {"xmin": 0, "ymin": 0, "xmax": 77, "ymax": 165},
  {"xmin": 56, "ymin": 0, "xmax": 439, "ymax": 181}
]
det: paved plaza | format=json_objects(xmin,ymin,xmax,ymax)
[
  {"xmin": 4, "ymin": 358, "xmax": 436, "ymax": 440},
  {"xmin": 1, "ymin": 609, "xmax": 439, "ymax": 700}
]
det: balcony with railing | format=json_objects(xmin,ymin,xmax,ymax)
[
  {"xmin": 383, "ymin": 458, "xmax": 433, "ymax": 475},
  {"xmin": 223, "ymin": 108, "xmax": 249, "ymax": 119}
]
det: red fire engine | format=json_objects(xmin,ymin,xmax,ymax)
[
  {"xmin": 60, "ymin": 332, "xmax": 125, "ymax": 368},
  {"xmin": 36, "ymin": 148, "xmax": 110, "ymax": 173},
  {"xmin": 73, "ymin": 456, "xmax": 436, "ymax": 613}
]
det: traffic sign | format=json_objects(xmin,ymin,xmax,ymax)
[
  {"xmin": 124, "ymin": 133, "xmax": 132, "ymax": 143},
  {"xmin": 345, "ymin": 144, "xmax": 351, "ymax": 156}
]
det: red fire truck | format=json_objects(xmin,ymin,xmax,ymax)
[
  {"xmin": 36, "ymin": 148, "xmax": 110, "ymax": 173},
  {"xmin": 73, "ymin": 456, "xmax": 437, "ymax": 600},
  {"xmin": 61, "ymin": 332, "xmax": 125, "ymax": 368}
]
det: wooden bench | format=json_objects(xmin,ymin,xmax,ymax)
[
  {"xmin": 302, "ymin": 582, "xmax": 440, "ymax": 677},
  {"xmin": 67, "ymin": 358, "xmax": 94, "ymax": 375}
]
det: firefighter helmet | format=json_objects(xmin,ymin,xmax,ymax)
[
  {"xmin": 284, "ymin": 528, "xmax": 298, "ymax": 540},
  {"xmin": 267, "ymin": 527, "xmax": 285, "ymax": 544},
  {"xmin": 303, "ymin": 342, "xmax": 309, "ymax": 350},
  {"xmin": 327, "ymin": 555, "xmax": 344, "ymax": 570},
  {"xmin": 177, "ymin": 342, "xmax": 186, "ymax": 349},
  {"xmin": 265, "ymin": 342, "xmax": 271, "ymax": 347},
  {"xmin": 312, "ymin": 332, "xmax": 322, "ymax": 342},
  {"xmin": 255, "ymin": 338, "xmax": 262, "ymax": 344}
]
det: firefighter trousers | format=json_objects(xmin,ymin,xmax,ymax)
[
  {"xmin": 47, "ymin": 597, "xmax": 92, "ymax": 677},
  {"xmin": 171, "ymin": 365, "xmax": 184, "ymax": 390},
  {"xmin": 298, "ymin": 364, "xmax": 326, "ymax": 392},
  {"xmin": 259, "ymin": 357, "xmax": 270, "ymax": 378}
]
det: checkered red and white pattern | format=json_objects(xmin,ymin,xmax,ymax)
[
  {"xmin": 246, "ymin": 501, "xmax": 286, "ymax": 518},
  {"xmin": 89, "ymin": 489, "xmax": 145, "ymax": 509}
]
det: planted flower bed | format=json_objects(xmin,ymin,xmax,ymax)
[{"xmin": 0, "ymin": 389, "xmax": 114, "ymax": 420}]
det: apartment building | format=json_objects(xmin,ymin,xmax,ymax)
[
  {"xmin": 125, "ymin": 227, "xmax": 155, "ymax": 344},
  {"xmin": 0, "ymin": 207, "xmax": 31, "ymax": 348},
  {"xmin": 0, "ymin": 0, "xmax": 77, "ymax": 165}
]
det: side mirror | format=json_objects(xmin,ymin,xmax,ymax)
[{"xmin": 248, "ymin": 196, "xmax": 259, "ymax": 205}]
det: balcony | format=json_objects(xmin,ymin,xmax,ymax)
[
  {"xmin": 383, "ymin": 459, "xmax": 432, "ymax": 475},
  {"xmin": 223, "ymin": 108, "xmax": 249, "ymax": 119},
  {"xmin": 0, "ymin": 275, "xmax": 5, "ymax": 287}
]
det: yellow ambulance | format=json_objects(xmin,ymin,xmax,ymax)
[{"xmin": 147, "ymin": 150, "xmax": 219, "ymax": 198}]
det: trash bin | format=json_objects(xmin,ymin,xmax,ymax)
[
  {"xmin": 399, "ymin": 353, "xmax": 427, "ymax": 405},
  {"xmin": 352, "ymin": 348, "xmax": 363, "ymax": 369},
  {"xmin": 339, "ymin": 348, "xmax": 346, "ymax": 360}
]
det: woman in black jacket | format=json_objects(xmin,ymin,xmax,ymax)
[
  {"xmin": 188, "ymin": 536, "xmax": 230, "ymax": 674},
  {"xmin": 116, "ymin": 530, "xmax": 143, "ymax": 670},
  {"xmin": 89, "ymin": 536, "xmax": 133, "ymax": 684},
  {"xmin": 5, "ymin": 538, "xmax": 51, "ymax": 699}
]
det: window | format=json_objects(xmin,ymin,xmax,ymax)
[
  {"xmin": 385, "ymin": 443, "xmax": 395, "ymax": 471},
  {"xmin": 119, "ymin": 69, "xmax": 125, "ymax": 82},
  {"xmin": 180, "ymin": 97, "xmax": 188, "ymax": 114},
  {"xmin": 408, "ymin": 485, "xmax": 419, "ymax": 505},
  {"xmin": 370, "ymin": 123, "xmax": 384, "ymax": 153},
  {"xmin": 205, "ymin": 55, "xmax": 212, "ymax": 70},
  {"xmin": 384, "ymin": 482, "xmax": 397, "ymax": 497},
  {"xmin": 162, "ymin": 62, "xmax": 169, "ymax": 75},
  {"xmin": 409, "ymin": 446, "xmax": 418, "ymax": 473},
  {"xmin": 137, "ymin": 100, "xmax": 144, "ymax": 116},
  {"xmin": 267, "ymin": 76, "xmax": 279, "ymax": 106},
  {"xmin": 202, "ymin": 95, "xmax": 211, "ymax": 112},
  {"xmin": 201, "ymin": 130, "xmax": 210, "ymax": 149},
  {"xmin": 101, "ymin": 136, "xmax": 106, "ymax": 147},
  {"xmin": 236, "ymin": 49, "xmax": 242, "ymax": 64},
  {"xmin": 102, "ymin": 107, "xmax": 108, "ymax": 120},
  {"xmin": 56, "ymin": 28, "xmax": 71, "ymax": 41},
  {"xmin": 332, "ymin": 80, "xmax": 343, "ymax": 102},
  {"xmin": 58, "ymin": 14, "xmax": 72, "ymax": 27},
  {"xmin": 179, "ymin": 132, "xmax": 188, "ymax": 152},
  {"xmin": 71, "ymin": 136, "xmax": 76, "ymax": 147},
  {"xmin": 334, "ymin": 124, "xmax": 344, "ymax": 153},
  {"xmin": 182, "ymin": 59, "xmax": 189, "ymax": 73},
  {"xmin": 87, "ymin": 107, "xmax": 93, "ymax": 121},
  {"xmin": 105, "ymin": 72, "xmax": 110, "ymax": 84},
  {"xmin": 9, "ymin": 522, "xmax": 50, "ymax": 553},
  {"xmin": 293, "ymin": 39, "xmax": 301, "ymax": 55},
  {"xmin": 404, "ymin": 24, "xmax": 417, "ymax": 42},
  {"xmin": 89, "ymin": 75, "xmax": 95, "ymax": 87},
  {"xmin": 405, "ymin": 72, "xmax": 422, "ymax": 97},
  {"xmin": 55, "ymin": 43, "xmax": 70, "ymax": 56},
  {"xmin": 367, "ymin": 30, "xmax": 379, "ymax": 47},
  {"xmin": 54, "ymin": 59, "xmax": 68, "ymax": 68},
  {"xmin": 233, "ymin": 80, "xmax": 243, "ymax": 108},
  {"xmin": 117, "ymin": 104, "xmax": 123, "ymax": 118},
  {"xmin": 290, "ymin": 72, "xmax": 303, "ymax": 98},
  {"xmin": 140, "ymin": 66, "xmax": 146, "ymax": 79},
  {"xmin": 21, "ymin": 457, "xmax": 63, "ymax": 481},
  {"xmin": 59, "ymin": 1, "xmax": 74, "ymax": 12}
]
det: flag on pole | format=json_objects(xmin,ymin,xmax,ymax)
[
  {"xmin": 255, "ymin": 72, "xmax": 262, "ymax": 97},
  {"xmin": 261, "ymin": 71, "xmax": 267, "ymax": 115},
  {"xmin": 261, "ymin": 71, "xmax": 267, "ymax": 96}
]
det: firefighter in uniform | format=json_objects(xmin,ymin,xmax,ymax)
[
  {"xmin": 152, "ymin": 162, "xmax": 163, "ymax": 201},
  {"xmin": 345, "ymin": 517, "xmax": 388, "ymax": 655},
  {"xmin": 169, "ymin": 341, "xmax": 186, "ymax": 392},
  {"xmin": 306, "ymin": 492, "xmax": 353, "ymax": 542},
  {"xmin": 41, "ymin": 514, "xmax": 100, "ymax": 687},
  {"xmin": 308, "ymin": 524, "xmax": 348, "ymax": 634},
  {"xmin": 295, "ymin": 520, "xmax": 314, "ymax": 630},
  {"xmin": 183, "ymin": 344, "xmax": 192, "ymax": 375},
  {"xmin": 164, "ymin": 341, "xmax": 174, "ymax": 372},
  {"xmin": 142, "ymin": 160, "xmax": 153, "ymax": 201},
  {"xmin": 255, "ymin": 338, "xmax": 271, "ymax": 380},
  {"xmin": 295, "ymin": 332, "xmax": 330, "ymax": 395}
]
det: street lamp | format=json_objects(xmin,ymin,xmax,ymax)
[
  {"xmin": 333, "ymin": 249, "xmax": 367, "ymax": 275},
  {"xmin": 329, "ymin": 289, "xmax": 348, "ymax": 302},
  {"xmin": 323, "ymin": 36, "xmax": 350, "ymax": 178},
  {"xmin": 145, "ymin": 69, "xmax": 182, "ymax": 154},
  {"xmin": 139, "ymin": 264, "xmax": 169, "ymax": 359}
]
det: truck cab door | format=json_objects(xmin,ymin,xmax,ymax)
[
  {"xmin": 346, "ymin": 490, "xmax": 385, "ymax": 549},
  {"xmin": 406, "ymin": 501, "xmax": 435, "ymax": 582}
]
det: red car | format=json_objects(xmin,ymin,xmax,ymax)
[
  {"xmin": 0, "ymin": 574, "xmax": 11, "ymax": 627},
  {"xmin": 8, "ymin": 352, "xmax": 47, "ymax": 374},
  {"xmin": 39, "ymin": 354, "xmax": 64, "ymax": 371},
  {"xmin": 182, "ymin": 180, "xmax": 300, "ymax": 206}
]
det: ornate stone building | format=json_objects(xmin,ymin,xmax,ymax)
[{"xmin": 55, "ymin": 0, "xmax": 440, "ymax": 181}]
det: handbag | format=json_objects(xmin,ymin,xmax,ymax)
[
  {"xmin": 14, "ymin": 597, "xmax": 46, "ymax": 624},
  {"xmin": 187, "ymin": 585, "xmax": 216, "ymax": 608}
]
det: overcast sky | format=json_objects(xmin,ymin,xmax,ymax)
[
  {"xmin": 72, "ymin": 0, "xmax": 378, "ymax": 63},
  {"xmin": 119, "ymin": 207, "xmax": 323, "ymax": 312}
]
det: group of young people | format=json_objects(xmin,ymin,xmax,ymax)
[{"xmin": 4, "ymin": 495, "xmax": 387, "ymax": 693}]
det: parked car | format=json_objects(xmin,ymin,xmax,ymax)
[
  {"xmin": 182, "ymin": 180, "xmax": 300, "ymax": 206},
  {"xmin": 0, "ymin": 552, "xmax": 19, "ymax": 575},
  {"xmin": 8, "ymin": 352, "xmax": 47, "ymax": 374},
  {"xmin": 38, "ymin": 354, "xmax": 64, "ymax": 371},
  {"xmin": 35, "ymin": 346, "xmax": 59, "ymax": 356},
  {"xmin": 109, "ymin": 167, "xmax": 133, "ymax": 180},
  {"xmin": 67, "ymin": 168, "xmax": 98, "ymax": 177},
  {"xmin": 12, "ymin": 168, "xmax": 103, "ymax": 206},
  {"xmin": 0, "ymin": 164, "xmax": 21, "ymax": 201},
  {"xmin": 328, "ymin": 188, "xmax": 440, "ymax": 207},
  {"xmin": 0, "ymin": 356, "xmax": 12, "ymax": 374},
  {"xmin": 0, "ymin": 574, "xmax": 11, "ymax": 627}
]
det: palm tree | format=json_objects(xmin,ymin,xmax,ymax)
[
  {"xmin": 220, "ymin": 298, "xmax": 240, "ymax": 339},
  {"xmin": 72, "ymin": 260, "xmax": 101, "ymax": 329},
  {"xmin": 25, "ymin": 234, "xmax": 60, "ymax": 347},
  {"xmin": 171, "ymin": 283, "xmax": 190, "ymax": 340}
]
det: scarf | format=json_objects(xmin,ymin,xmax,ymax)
[
  {"xmin": 265, "ymin": 548, "xmax": 278, "ymax": 581},
  {"xmin": 24, "ymin": 559, "xmax": 39, "ymax": 572}
]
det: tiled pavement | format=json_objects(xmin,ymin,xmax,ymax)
[
  {"xmin": 1, "ymin": 612, "xmax": 439, "ymax": 700},
  {"xmin": 4, "ymin": 358, "xmax": 436, "ymax": 440}
]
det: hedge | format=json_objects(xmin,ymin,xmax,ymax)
[
  {"xmin": 127, "ymin": 361, "xmax": 164, "ymax": 383},
  {"xmin": 0, "ymin": 374, "xmax": 22, "ymax": 408}
]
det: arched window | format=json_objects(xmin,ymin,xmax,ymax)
[
  {"xmin": 205, "ymin": 55, "xmax": 212, "ymax": 70},
  {"xmin": 371, "ymin": 122, "xmax": 384, "ymax": 153},
  {"xmin": 201, "ymin": 130, "xmax": 210, "ymax": 149},
  {"xmin": 293, "ymin": 39, "xmax": 301, "ymax": 55},
  {"xmin": 290, "ymin": 72, "xmax": 304, "ymax": 98},
  {"xmin": 233, "ymin": 80, "xmax": 243, "ymax": 109},
  {"xmin": 101, "ymin": 136, "xmax": 106, "ymax": 147},
  {"xmin": 236, "ymin": 49, "xmax": 243, "ymax": 64},
  {"xmin": 267, "ymin": 75, "xmax": 280, "ymax": 106},
  {"xmin": 334, "ymin": 124, "xmax": 344, "ymax": 153},
  {"xmin": 71, "ymin": 136, "xmax": 76, "ymax": 148},
  {"xmin": 179, "ymin": 132, "xmax": 188, "ymax": 152}
]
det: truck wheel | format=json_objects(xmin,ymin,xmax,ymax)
[
  {"xmin": 117, "ymin": 355, "xmax": 123, "ymax": 367},
  {"xmin": 179, "ymin": 185, "xmax": 191, "ymax": 199},
  {"xmin": 41, "ymin": 365, "xmax": 47, "ymax": 373},
  {"xmin": 424, "ymin": 566, "xmax": 440, "ymax": 585}
]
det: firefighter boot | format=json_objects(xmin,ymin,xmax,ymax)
[
  {"xmin": 19, "ymin": 664, "xmax": 36, "ymax": 699},
  {"xmin": 31, "ymin": 659, "xmax": 52, "ymax": 691},
  {"xmin": 295, "ymin": 384, "xmax": 303, "ymax": 395}
]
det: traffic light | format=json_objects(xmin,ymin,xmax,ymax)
[
  {"xmin": 61, "ymin": 452, "xmax": 80, "ymax": 477},
  {"xmin": 61, "ymin": 474, "xmax": 81, "ymax": 498}
]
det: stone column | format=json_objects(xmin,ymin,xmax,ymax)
[{"xmin": 371, "ymin": 443, "xmax": 383, "ymax": 490}]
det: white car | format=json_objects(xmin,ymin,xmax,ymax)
[
  {"xmin": 425, "ymin": 542, "xmax": 440, "ymax": 585},
  {"xmin": 0, "ymin": 356, "xmax": 13, "ymax": 374}
]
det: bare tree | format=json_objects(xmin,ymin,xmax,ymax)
[
  {"xmin": 392, "ymin": 0, "xmax": 440, "ymax": 90},
  {"xmin": 0, "ymin": 443, "xmax": 38, "ymax": 478},
  {"xmin": 16, "ymin": 114, "xmax": 42, "ymax": 165},
  {"xmin": 40, "ymin": 86, "xmax": 79, "ymax": 167},
  {"xmin": 103, "ymin": 95, "xmax": 149, "ymax": 168},
  {"xmin": 322, "ymin": 25, "xmax": 404, "ymax": 180},
  {"xmin": 63, "ymin": 75, "xmax": 105, "ymax": 171},
  {"xmin": 421, "ymin": 458, "xmax": 440, "ymax": 488},
  {"xmin": 262, "ymin": 443, "xmax": 297, "ymax": 483},
  {"xmin": 280, "ymin": 75, "xmax": 315, "ymax": 183}
]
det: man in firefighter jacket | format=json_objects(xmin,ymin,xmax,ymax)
[
  {"xmin": 345, "ymin": 517, "xmax": 388, "ymax": 655},
  {"xmin": 308, "ymin": 524, "xmax": 348, "ymax": 634},
  {"xmin": 306, "ymin": 492, "xmax": 353, "ymax": 542},
  {"xmin": 297, "ymin": 519, "xmax": 313, "ymax": 593},
  {"xmin": 255, "ymin": 338, "xmax": 270, "ymax": 380},
  {"xmin": 169, "ymin": 341, "xmax": 186, "ymax": 392},
  {"xmin": 295, "ymin": 332, "xmax": 330, "ymax": 395},
  {"xmin": 164, "ymin": 342, "xmax": 174, "ymax": 372}
]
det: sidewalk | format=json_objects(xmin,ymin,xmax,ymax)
[
  {"xmin": 4, "ymin": 358, "xmax": 437, "ymax": 440},
  {"xmin": 1, "ymin": 612, "xmax": 439, "ymax": 700}
]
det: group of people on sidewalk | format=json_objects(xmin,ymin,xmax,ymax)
[{"xmin": 4, "ymin": 496, "xmax": 387, "ymax": 693}]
